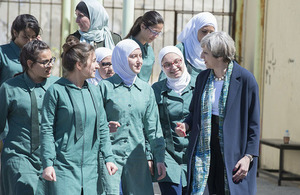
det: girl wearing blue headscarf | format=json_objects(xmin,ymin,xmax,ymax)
[{"xmin": 98, "ymin": 39, "xmax": 166, "ymax": 195}]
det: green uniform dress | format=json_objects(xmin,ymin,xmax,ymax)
[
  {"xmin": 151, "ymin": 78, "xmax": 195, "ymax": 188},
  {"xmin": 0, "ymin": 73, "xmax": 58, "ymax": 195},
  {"xmin": 158, "ymin": 42, "xmax": 202, "ymax": 83},
  {"xmin": 40, "ymin": 78, "xmax": 114, "ymax": 195},
  {"xmin": 98, "ymin": 74, "xmax": 165, "ymax": 195},
  {"xmin": 131, "ymin": 37, "xmax": 155, "ymax": 82},
  {"xmin": 0, "ymin": 41, "xmax": 22, "ymax": 86}
]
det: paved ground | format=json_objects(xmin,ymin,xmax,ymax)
[
  {"xmin": 256, "ymin": 172, "xmax": 300, "ymax": 195},
  {"xmin": 153, "ymin": 172, "xmax": 300, "ymax": 195}
]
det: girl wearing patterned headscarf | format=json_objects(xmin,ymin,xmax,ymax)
[
  {"xmin": 98, "ymin": 39, "xmax": 166, "ymax": 195},
  {"xmin": 72, "ymin": 0, "xmax": 121, "ymax": 49},
  {"xmin": 159, "ymin": 12, "xmax": 217, "ymax": 82},
  {"xmin": 152, "ymin": 46, "xmax": 194, "ymax": 195}
]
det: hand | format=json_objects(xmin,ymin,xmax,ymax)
[
  {"xmin": 108, "ymin": 121, "xmax": 121, "ymax": 133},
  {"xmin": 232, "ymin": 156, "xmax": 251, "ymax": 183},
  {"xmin": 148, "ymin": 160, "xmax": 154, "ymax": 176},
  {"xmin": 42, "ymin": 166, "xmax": 56, "ymax": 181},
  {"xmin": 106, "ymin": 162, "xmax": 118, "ymax": 175},
  {"xmin": 156, "ymin": 162, "xmax": 166, "ymax": 180},
  {"xmin": 175, "ymin": 122, "xmax": 188, "ymax": 137}
]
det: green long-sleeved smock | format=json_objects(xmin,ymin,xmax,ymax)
[
  {"xmin": 0, "ymin": 41, "xmax": 22, "ymax": 86},
  {"xmin": 0, "ymin": 73, "xmax": 58, "ymax": 195},
  {"xmin": 152, "ymin": 78, "xmax": 195, "ymax": 187},
  {"xmin": 98, "ymin": 74, "xmax": 165, "ymax": 195},
  {"xmin": 40, "ymin": 78, "xmax": 114, "ymax": 195}
]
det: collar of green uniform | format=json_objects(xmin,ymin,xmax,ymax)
[
  {"xmin": 57, "ymin": 77, "xmax": 89, "ymax": 89},
  {"xmin": 111, "ymin": 74, "xmax": 142, "ymax": 91},
  {"xmin": 131, "ymin": 36, "xmax": 148, "ymax": 58},
  {"xmin": 9, "ymin": 40, "xmax": 21, "ymax": 57},
  {"xmin": 23, "ymin": 72, "xmax": 48, "ymax": 92}
]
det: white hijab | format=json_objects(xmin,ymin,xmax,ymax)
[
  {"xmin": 112, "ymin": 39, "xmax": 140, "ymax": 86},
  {"xmin": 86, "ymin": 47, "xmax": 112, "ymax": 85},
  {"xmin": 177, "ymin": 12, "xmax": 218, "ymax": 70},
  {"xmin": 159, "ymin": 46, "xmax": 191, "ymax": 95},
  {"xmin": 95, "ymin": 47, "xmax": 112, "ymax": 62}
]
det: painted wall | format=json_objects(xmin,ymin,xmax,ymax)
[
  {"xmin": 260, "ymin": 0, "xmax": 300, "ymax": 174},
  {"xmin": 241, "ymin": 0, "xmax": 300, "ymax": 174}
]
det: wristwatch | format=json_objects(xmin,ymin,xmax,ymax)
[{"xmin": 245, "ymin": 154, "xmax": 253, "ymax": 162}]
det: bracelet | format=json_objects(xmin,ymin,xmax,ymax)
[{"xmin": 245, "ymin": 154, "xmax": 253, "ymax": 162}]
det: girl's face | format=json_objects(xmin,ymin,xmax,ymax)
[
  {"xmin": 27, "ymin": 49, "xmax": 54, "ymax": 83},
  {"xmin": 81, "ymin": 52, "xmax": 99, "ymax": 79},
  {"xmin": 128, "ymin": 49, "xmax": 143, "ymax": 74},
  {"xmin": 98, "ymin": 56, "xmax": 114, "ymax": 79},
  {"xmin": 197, "ymin": 25, "xmax": 215, "ymax": 42},
  {"xmin": 140, "ymin": 23, "xmax": 163, "ymax": 43},
  {"xmin": 161, "ymin": 53, "xmax": 184, "ymax": 79},
  {"xmin": 75, "ymin": 10, "xmax": 91, "ymax": 32},
  {"xmin": 14, "ymin": 28, "xmax": 37, "ymax": 48}
]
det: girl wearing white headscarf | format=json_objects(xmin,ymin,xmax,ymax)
[
  {"xmin": 87, "ymin": 47, "xmax": 114, "ymax": 85},
  {"xmin": 72, "ymin": 0, "xmax": 121, "ymax": 49},
  {"xmin": 98, "ymin": 39, "xmax": 166, "ymax": 195},
  {"xmin": 158, "ymin": 12, "xmax": 217, "ymax": 82},
  {"xmin": 152, "ymin": 46, "xmax": 194, "ymax": 195}
]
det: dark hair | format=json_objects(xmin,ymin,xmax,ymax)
[
  {"xmin": 62, "ymin": 41, "xmax": 94, "ymax": 72},
  {"xmin": 19, "ymin": 40, "xmax": 50, "ymax": 73},
  {"xmin": 61, "ymin": 35, "xmax": 80, "ymax": 58},
  {"xmin": 124, "ymin": 11, "xmax": 164, "ymax": 38},
  {"xmin": 11, "ymin": 14, "xmax": 41, "ymax": 41}
]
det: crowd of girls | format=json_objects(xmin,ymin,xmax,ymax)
[{"xmin": 0, "ymin": 1, "xmax": 260, "ymax": 195}]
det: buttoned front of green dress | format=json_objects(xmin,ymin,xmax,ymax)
[
  {"xmin": 158, "ymin": 42, "xmax": 202, "ymax": 83},
  {"xmin": 152, "ymin": 78, "xmax": 195, "ymax": 187},
  {"xmin": 0, "ymin": 73, "xmax": 58, "ymax": 195},
  {"xmin": 98, "ymin": 74, "xmax": 165, "ymax": 195},
  {"xmin": 0, "ymin": 41, "xmax": 22, "ymax": 86},
  {"xmin": 131, "ymin": 37, "xmax": 155, "ymax": 82},
  {"xmin": 40, "ymin": 78, "xmax": 114, "ymax": 195}
]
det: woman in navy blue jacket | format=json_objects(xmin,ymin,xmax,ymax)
[{"xmin": 176, "ymin": 32, "xmax": 260, "ymax": 195}]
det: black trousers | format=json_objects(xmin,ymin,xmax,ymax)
[{"xmin": 206, "ymin": 115, "xmax": 225, "ymax": 195}]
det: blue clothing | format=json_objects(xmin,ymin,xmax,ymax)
[
  {"xmin": 0, "ymin": 41, "xmax": 22, "ymax": 86},
  {"xmin": 184, "ymin": 62, "xmax": 260, "ymax": 195},
  {"xmin": 0, "ymin": 73, "xmax": 58, "ymax": 195}
]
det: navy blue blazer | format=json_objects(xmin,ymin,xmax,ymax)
[{"xmin": 184, "ymin": 61, "xmax": 260, "ymax": 195}]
